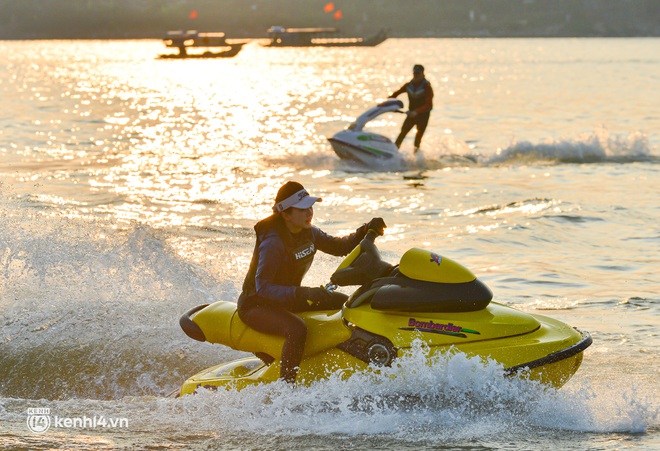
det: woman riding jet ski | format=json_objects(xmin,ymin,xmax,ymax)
[
  {"xmin": 231, "ymin": 181, "xmax": 386, "ymax": 385},
  {"xmin": 178, "ymin": 193, "xmax": 592, "ymax": 396}
]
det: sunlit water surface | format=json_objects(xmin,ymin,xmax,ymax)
[{"xmin": 0, "ymin": 38, "xmax": 658, "ymax": 450}]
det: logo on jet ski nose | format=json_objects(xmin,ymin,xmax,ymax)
[{"xmin": 430, "ymin": 253, "xmax": 442, "ymax": 265}]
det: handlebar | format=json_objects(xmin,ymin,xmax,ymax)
[
  {"xmin": 330, "ymin": 229, "xmax": 393, "ymax": 287},
  {"xmin": 324, "ymin": 282, "xmax": 338, "ymax": 293}
]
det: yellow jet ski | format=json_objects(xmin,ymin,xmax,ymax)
[{"xmin": 177, "ymin": 232, "xmax": 591, "ymax": 396}]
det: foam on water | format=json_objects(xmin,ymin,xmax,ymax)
[
  {"xmin": 1, "ymin": 342, "xmax": 655, "ymax": 447},
  {"xmin": 0, "ymin": 195, "xmax": 242, "ymax": 400},
  {"xmin": 487, "ymin": 128, "xmax": 655, "ymax": 165},
  {"xmin": 319, "ymin": 129, "xmax": 656, "ymax": 173}
]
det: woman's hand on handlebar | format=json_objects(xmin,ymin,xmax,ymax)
[
  {"xmin": 297, "ymin": 286, "xmax": 332, "ymax": 305},
  {"xmin": 366, "ymin": 217, "xmax": 386, "ymax": 236},
  {"xmin": 296, "ymin": 286, "xmax": 346, "ymax": 310}
]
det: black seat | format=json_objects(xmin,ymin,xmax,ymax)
[{"xmin": 368, "ymin": 274, "xmax": 492, "ymax": 313}]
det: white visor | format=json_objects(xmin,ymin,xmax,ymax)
[{"xmin": 273, "ymin": 189, "xmax": 322, "ymax": 213}]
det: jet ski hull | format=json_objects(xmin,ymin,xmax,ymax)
[
  {"xmin": 328, "ymin": 134, "xmax": 399, "ymax": 167},
  {"xmin": 328, "ymin": 99, "xmax": 404, "ymax": 166},
  {"xmin": 177, "ymin": 302, "xmax": 590, "ymax": 396},
  {"xmin": 452, "ymin": 312, "xmax": 591, "ymax": 387},
  {"xmin": 177, "ymin": 234, "xmax": 591, "ymax": 396}
]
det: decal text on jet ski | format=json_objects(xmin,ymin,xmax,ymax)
[{"xmin": 401, "ymin": 318, "xmax": 480, "ymax": 338}]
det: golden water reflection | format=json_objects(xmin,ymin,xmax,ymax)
[{"xmin": 2, "ymin": 39, "xmax": 621, "ymax": 252}]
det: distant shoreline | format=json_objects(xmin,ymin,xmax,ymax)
[
  {"xmin": 2, "ymin": 0, "xmax": 657, "ymax": 42},
  {"xmin": 1, "ymin": 34, "xmax": 658, "ymax": 41}
]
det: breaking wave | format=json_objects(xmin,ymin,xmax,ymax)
[{"xmin": 486, "ymin": 129, "xmax": 656, "ymax": 165}]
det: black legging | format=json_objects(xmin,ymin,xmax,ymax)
[
  {"xmin": 237, "ymin": 292, "xmax": 347, "ymax": 384},
  {"xmin": 395, "ymin": 111, "xmax": 431, "ymax": 149},
  {"xmin": 239, "ymin": 304, "xmax": 306, "ymax": 383}
]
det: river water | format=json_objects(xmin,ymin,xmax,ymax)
[{"xmin": 0, "ymin": 38, "xmax": 658, "ymax": 450}]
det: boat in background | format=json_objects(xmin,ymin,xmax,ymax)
[
  {"xmin": 159, "ymin": 30, "xmax": 246, "ymax": 59},
  {"xmin": 265, "ymin": 26, "xmax": 387, "ymax": 47}
]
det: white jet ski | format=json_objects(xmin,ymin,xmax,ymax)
[{"xmin": 328, "ymin": 99, "xmax": 404, "ymax": 166}]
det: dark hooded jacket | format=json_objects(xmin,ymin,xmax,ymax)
[
  {"xmin": 391, "ymin": 78, "xmax": 434, "ymax": 115},
  {"xmin": 238, "ymin": 214, "xmax": 367, "ymax": 310}
]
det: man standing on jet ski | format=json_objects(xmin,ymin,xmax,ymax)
[
  {"xmin": 389, "ymin": 64, "xmax": 434, "ymax": 153},
  {"xmin": 237, "ymin": 181, "xmax": 386, "ymax": 384}
]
